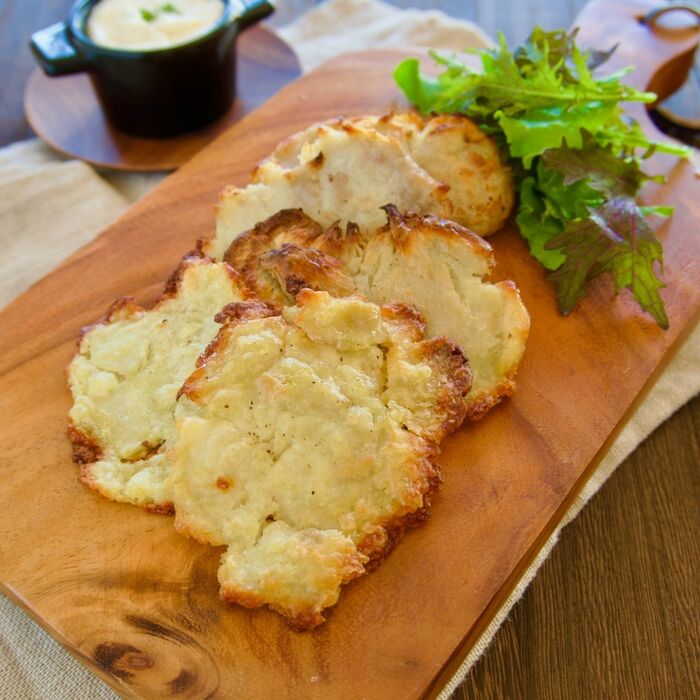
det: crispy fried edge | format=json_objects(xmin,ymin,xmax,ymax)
[
  {"xmin": 219, "ymin": 203, "xmax": 528, "ymax": 423},
  {"xmin": 381, "ymin": 299, "xmax": 478, "ymax": 436},
  {"xmin": 416, "ymin": 336, "xmax": 473, "ymax": 438},
  {"xmin": 259, "ymin": 243, "xmax": 355, "ymax": 301},
  {"xmin": 219, "ymin": 545, "xmax": 367, "ymax": 631},
  {"xmin": 222, "ymin": 209, "xmax": 325, "ymax": 299},
  {"xmin": 253, "ymin": 112, "xmax": 511, "ymax": 232},
  {"xmin": 356, "ymin": 440, "xmax": 443, "ymax": 571},
  {"xmin": 378, "ymin": 203, "xmax": 493, "ymax": 259}
]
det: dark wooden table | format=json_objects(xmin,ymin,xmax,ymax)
[{"xmin": 2, "ymin": 1, "xmax": 698, "ymax": 698}]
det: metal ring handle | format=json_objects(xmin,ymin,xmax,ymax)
[{"xmin": 642, "ymin": 4, "xmax": 700, "ymax": 27}]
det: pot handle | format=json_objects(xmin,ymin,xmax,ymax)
[
  {"xmin": 30, "ymin": 22, "xmax": 88, "ymax": 76},
  {"xmin": 237, "ymin": 0, "xmax": 276, "ymax": 31}
]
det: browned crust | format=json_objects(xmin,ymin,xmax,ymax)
[
  {"xmin": 161, "ymin": 249, "xmax": 207, "ymax": 298},
  {"xmin": 160, "ymin": 251, "xmax": 243, "ymax": 301},
  {"xmin": 220, "ymin": 587, "xmax": 333, "ymax": 631},
  {"xmin": 225, "ymin": 209, "xmax": 323, "ymax": 260},
  {"xmin": 368, "ymin": 112, "xmax": 514, "ymax": 234},
  {"xmin": 121, "ymin": 440, "xmax": 165, "ymax": 464},
  {"xmin": 422, "ymin": 112, "xmax": 491, "ymax": 144},
  {"xmin": 76, "ymin": 297, "xmax": 141, "ymax": 348},
  {"xmin": 173, "ymin": 517, "xmax": 222, "ymax": 546},
  {"xmin": 259, "ymin": 243, "xmax": 355, "ymax": 301},
  {"xmin": 464, "ymin": 377, "xmax": 518, "ymax": 422},
  {"xmin": 338, "ymin": 120, "xmax": 360, "ymax": 136},
  {"xmin": 293, "ymin": 287, "xmax": 335, "ymax": 307},
  {"xmin": 213, "ymin": 300, "xmax": 281, "ymax": 326},
  {"xmin": 374, "ymin": 110, "xmax": 423, "ymax": 133},
  {"xmin": 372, "ymin": 209, "xmax": 528, "ymax": 422},
  {"xmin": 380, "ymin": 302, "xmax": 427, "ymax": 339},
  {"xmin": 315, "ymin": 220, "xmax": 365, "ymax": 261},
  {"xmin": 219, "ymin": 547, "xmax": 366, "ymax": 631},
  {"xmin": 251, "ymin": 111, "xmax": 511, "ymax": 239},
  {"xmin": 73, "ymin": 430, "xmax": 174, "ymax": 513},
  {"xmin": 419, "ymin": 337, "xmax": 472, "ymax": 439},
  {"xmin": 464, "ymin": 281, "xmax": 529, "ymax": 421},
  {"xmin": 67, "ymin": 424, "xmax": 103, "ymax": 464},
  {"xmin": 72, "ymin": 249, "xmax": 243, "ymax": 412},
  {"xmin": 380, "ymin": 302, "xmax": 472, "ymax": 438},
  {"xmin": 102, "ymin": 297, "xmax": 141, "ymax": 323},
  {"xmin": 145, "ymin": 501, "xmax": 175, "ymax": 515},
  {"xmin": 223, "ymin": 209, "xmax": 325, "ymax": 300},
  {"xmin": 309, "ymin": 151, "xmax": 324, "ymax": 169},
  {"xmin": 357, "ymin": 443, "xmax": 442, "ymax": 569},
  {"xmin": 76, "ymin": 252, "xmax": 242, "ymax": 350},
  {"xmin": 69, "ymin": 251, "xmax": 245, "ymax": 515},
  {"xmin": 379, "ymin": 204, "xmax": 493, "ymax": 258},
  {"xmin": 289, "ymin": 290, "xmax": 472, "ymax": 437},
  {"xmin": 78, "ymin": 458, "xmax": 173, "ymax": 514},
  {"xmin": 82, "ymin": 467, "xmax": 173, "ymax": 512},
  {"xmin": 79, "ymin": 463, "xmax": 107, "ymax": 494}
]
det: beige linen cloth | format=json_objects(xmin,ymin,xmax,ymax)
[{"xmin": 0, "ymin": 0, "xmax": 697, "ymax": 697}]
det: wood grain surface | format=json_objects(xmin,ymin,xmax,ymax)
[
  {"xmin": 0, "ymin": 1, "xmax": 699, "ymax": 695},
  {"xmin": 23, "ymin": 26, "xmax": 301, "ymax": 171},
  {"xmin": 1, "ymin": 0, "xmax": 698, "ymax": 698}
]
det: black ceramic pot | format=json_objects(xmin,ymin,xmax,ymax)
[{"xmin": 30, "ymin": 0, "xmax": 275, "ymax": 138}]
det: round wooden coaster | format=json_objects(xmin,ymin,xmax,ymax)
[{"xmin": 24, "ymin": 26, "xmax": 301, "ymax": 172}]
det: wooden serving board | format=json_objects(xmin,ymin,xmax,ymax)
[{"xmin": 0, "ymin": 1, "xmax": 698, "ymax": 698}]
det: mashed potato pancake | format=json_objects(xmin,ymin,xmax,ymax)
[
  {"xmin": 67, "ymin": 254, "xmax": 247, "ymax": 511},
  {"xmin": 266, "ymin": 113, "xmax": 514, "ymax": 237},
  {"xmin": 169, "ymin": 291, "xmax": 471, "ymax": 628},
  {"xmin": 223, "ymin": 207, "xmax": 530, "ymax": 420},
  {"xmin": 207, "ymin": 120, "xmax": 454, "ymax": 259}
]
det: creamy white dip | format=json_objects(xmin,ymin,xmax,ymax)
[{"xmin": 87, "ymin": 0, "xmax": 230, "ymax": 51}]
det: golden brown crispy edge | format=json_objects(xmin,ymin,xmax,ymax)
[
  {"xmin": 222, "ymin": 208, "xmax": 324, "ymax": 292},
  {"xmin": 378, "ymin": 203, "xmax": 493, "ymax": 259},
  {"xmin": 375, "ymin": 206, "xmax": 529, "ymax": 422},
  {"xmin": 219, "ymin": 548, "xmax": 366, "ymax": 632},
  {"xmin": 259, "ymin": 243, "xmax": 355, "ymax": 301},
  {"xmin": 356, "ymin": 441, "xmax": 443, "ymax": 572}
]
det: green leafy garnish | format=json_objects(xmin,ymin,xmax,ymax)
[
  {"xmin": 394, "ymin": 28, "xmax": 689, "ymax": 327},
  {"xmin": 139, "ymin": 4, "xmax": 180, "ymax": 22},
  {"xmin": 547, "ymin": 198, "xmax": 668, "ymax": 328},
  {"xmin": 541, "ymin": 134, "xmax": 651, "ymax": 197}
]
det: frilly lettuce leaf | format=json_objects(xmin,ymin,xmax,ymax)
[
  {"xmin": 394, "ymin": 27, "xmax": 689, "ymax": 327},
  {"xmin": 546, "ymin": 198, "xmax": 668, "ymax": 328}
]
